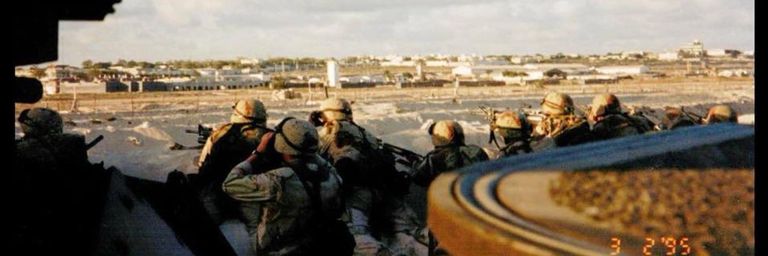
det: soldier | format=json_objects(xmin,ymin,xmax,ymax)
[
  {"xmin": 311, "ymin": 98, "xmax": 425, "ymax": 256},
  {"xmin": 703, "ymin": 104, "xmax": 738, "ymax": 124},
  {"xmin": 587, "ymin": 94, "xmax": 652, "ymax": 141},
  {"xmin": 223, "ymin": 118, "xmax": 354, "ymax": 255},
  {"xmin": 15, "ymin": 108, "xmax": 98, "ymax": 253},
  {"xmin": 491, "ymin": 111, "xmax": 533, "ymax": 157},
  {"xmin": 196, "ymin": 99, "xmax": 272, "ymax": 224},
  {"xmin": 412, "ymin": 120, "xmax": 489, "ymax": 186},
  {"xmin": 531, "ymin": 92, "xmax": 592, "ymax": 147},
  {"xmin": 16, "ymin": 107, "xmax": 91, "ymax": 172},
  {"xmin": 659, "ymin": 107, "xmax": 699, "ymax": 130}
]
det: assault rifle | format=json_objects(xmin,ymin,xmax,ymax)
[
  {"xmin": 185, "ymin": 124, "xmax": 213, "ymax": 144},
  {"xmin": 382, "ymin": 143, "xmax": 424, "ymax": 165},
  {"xmin": 170, "ymin": 125, "xmax": 213, "ymax": 151}
]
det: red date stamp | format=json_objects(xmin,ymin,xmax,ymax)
[{"xmin": 610, "ymin": 236, "xmax": 691, "ymax": 255}]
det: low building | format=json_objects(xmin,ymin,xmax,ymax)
[
  {"xmin": 658, "ymin": 52, "xmax": 680, "ymax": 61},
  {"xmin": 595, "ymin": 65, "xmax": 649, "ymax": 75},
  {"xmin": 706, "ymin": 49, "xmax": 741, "ymax": 58}
]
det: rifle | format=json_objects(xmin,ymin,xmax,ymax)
[
  {"xmin": 478, "ymin": 106, "xmax": 503, "ymax": 150},
  {"xmin": 85, "ymin": 135, "xmax": 104, "ymax": 150},
  {"xmin": 185, "ymin": 124, "xmax": 213, "ymax": 144},
  {"xmin": 382, "ymin": 143, "xmax": 424, "ymax": 165},
  {"xmin": 170, "ymin": 125, "xmax": 213, "ymax": 151},
  {"xmin": 680, "ymin": 106, "xmax": 704, "ymax": 124}
]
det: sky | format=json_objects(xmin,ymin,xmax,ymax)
[{"xmin": 56, "ymin": 0, "xmax": 754, "ymax": 66}]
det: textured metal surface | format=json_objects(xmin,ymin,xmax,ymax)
[{"xmin": 428, "ymin": 124, "xmax": 754, "ymax": 255}]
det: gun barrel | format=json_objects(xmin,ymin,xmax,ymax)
[{"xmin": 86, "ymin": 135, "xmax": 104, "ymax": 150}]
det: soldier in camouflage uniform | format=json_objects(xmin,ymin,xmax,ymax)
[
  {"xmin": 196, "ymin": 99, "xmax": 272, "ymax": 224},
  {"xmin": 587, "ymin": 94, "xmax": 652, "ymax": 141},
  {"xmin": 491, "ymin": 111, "xmax": 532, "ymax": 157},
  {"xmin": 223, "ymin": 118, "xmax": 353, "ymax": 255},
  {"xmin": 313, "ymin": 98, "xmax": 425, "ymax": 256},
  {"xmin": 412, "ymin": 120, "xmax": 489, "ymax": 186},
  {"xmin": 703, "ymin": 104, "xmax": 738, "ymax": 124},
  {"xmin": 531, "ymin": 92, "xmax": 592, "ymax": 147},
  {"xmin": 659, "ymin": 107, "xmax": 699, "ymax": 130},
  {"xmin": 16, "ymin": 108, "xmax": 91, "ymax": 172},
  {"xmin": 15, "ymin": 108, "xmax": 97, "ymax": 252}
]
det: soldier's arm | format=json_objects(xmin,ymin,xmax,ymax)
[
  {"xmin": 411, "ymin": 153, "xmax": 435, "ymax": 187},
  {"xmin": 222, "ymin": 161, "xmax": 283, "ymax": 202},
  {"xmin": 197, "ymin": 136, "xmax": 214, "ymax": 166}
]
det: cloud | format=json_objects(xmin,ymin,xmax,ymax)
[{"xmin": 56, "ymin": 0, "xmax": 754, "ymax": 65}]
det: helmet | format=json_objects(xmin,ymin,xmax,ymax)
[
  {"xmin": 429, "ymin": 120, "xmax": 464, "ymax": 147},
  {"xmin": 705, "ymin": 104, "xmax": 738, "ymax": 124},
  {"xmin": 231, "ymin": 99, "xmax": 267, "ymax": 123},
  {"xmin": 320, "ymin": 98, "xmax": 352, "ymax": 121},
  {"xmin": 274, "ymin": 118, "xmax": 319, "ymax": 155},
  {"xmin": 494, "ymin": 111, "xmax": 529, "ymax": 131},
  {"xmin": 493, "ymin": 111, "xmax": 531, "ymax": 144},
  {"xmin": 18, "ymin": 108, "xmax": 63, "ymax": 137},
  {"xmin": 589, "ymin": 94, "xmax": 622, "ymax": 121},
  {"xmin": 661, "ymin": 107, "xmax": 696, "ymax": 130},
  {"xmin": 540, "ymin": 92, "xmax": 574, "ymax": 115}
]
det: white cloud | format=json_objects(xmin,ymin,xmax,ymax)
[{"xmin": 56, "ymin": 0, "xmax": 754, "ymax": 65}]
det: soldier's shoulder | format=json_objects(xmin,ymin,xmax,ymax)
[
  {"xmin": 210, "ymin": 123, "xmax": 234, "ymax": 141},
  {"xmin": 268, "ymin": 167, "xmax": 296, "ymax": 178},
  {"xmin": 462, "ymin": 144, "xmax": 488, "ymax": 157}
]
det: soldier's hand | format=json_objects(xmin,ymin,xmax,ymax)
[{"xmin": 309, "ymin": 111, "xmax": 325, "ymax": 127}]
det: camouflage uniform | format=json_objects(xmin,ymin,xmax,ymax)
[
  {"xmin": 588, "ymin": 94, "xmax": 651, "ymax": 141},
  {"xmin": 14, "ymin": 108, "xmax": 96, "ymax": 253},
  {"xmin": 223, "ymin": 119, "xmax": 352, "ymax": 255},
  {"xmin": 412, "ymin": 120, "xmax": 489, "ymax": 187},
  {"xmin": 196, "ymin": 99, "xmax": 271, "ymax": 224},
  {"xmin": 316, "ymin": 98, "xmax": 425, "ymax": 256},
  {"xmin": 660, "ymin": 107, "xmax": 699, "ymax": 130},
  {"xmin": 530, "ymin": 92, "xmax": 593, "ymax": 149}
]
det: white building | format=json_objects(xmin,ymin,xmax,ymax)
[
  {"xmin": 522, "ymin": 63, "xmax": 590, "ymax": 75},
  {"xmin": 658, "ymin": 52, "xmax": 680, "ymax": 61},
  {"xmin": 680, "ymin": 40, "xmax": 705, "ymax": 57},
  {"xmin": 327, "ymin": 60, "xmax": 340, "ymax": 87},
  {"xmin": 595, "ymin": 65, "xmax": 649, "ymax": 75},
  {"xmin": 706, "ymin": 49, "xmax": 741, "ymax": 58}
]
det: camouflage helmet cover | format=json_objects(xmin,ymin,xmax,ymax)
[
  {"xmin": 19, "ymin": 108, "xmax": 63, "ymax": 137},
  {"xmin": 589, "ymin": 94, "xmax": 622, "ymax": 121},
  {"xmin": 429, "ymin": 120, "xmax": 465, "ymax": 147},
  {"xmin": 494, "ymin": 111, "xmax": 529, "ymax": 130},
  {"xmin": 320, "ymin": 98, "xmax": 352, "ymax": 121},
  {"xmin": 231, "ymin": 99, "xmax": 267, "ymax": 123},
  {"xmin": 540, "ymin": 92, "xmax": 574, "ymax": 115},
  {"xmin": 274, "ymin": 118, "xmax": 319, "ymax": 155},
  {"xmin": 705, "ymin": 104, "xmax": 738, "ymax": 124}
]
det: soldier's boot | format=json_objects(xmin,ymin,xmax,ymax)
[{"xmin": 348, "ymin": 208, "xmax": 391, "ymax": 256}]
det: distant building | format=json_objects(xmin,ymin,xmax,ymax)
[
  {"xmin": 327, "ymin": 60, "xmax": 340, "ymax": 87},
  {"xmin": 680, "ymin": 40, "xmax": 705, "ymax": 57},
  {"xmin": 658, "ymin": 52, "xmax": 680, "ymax": 61},
  {"xmin": 706, "ymin": 49, "xmax": 741, "ymax": 58},
  {"xmin": 595, "ymin": 65, "xmax": 649, "ymax": 75}
]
